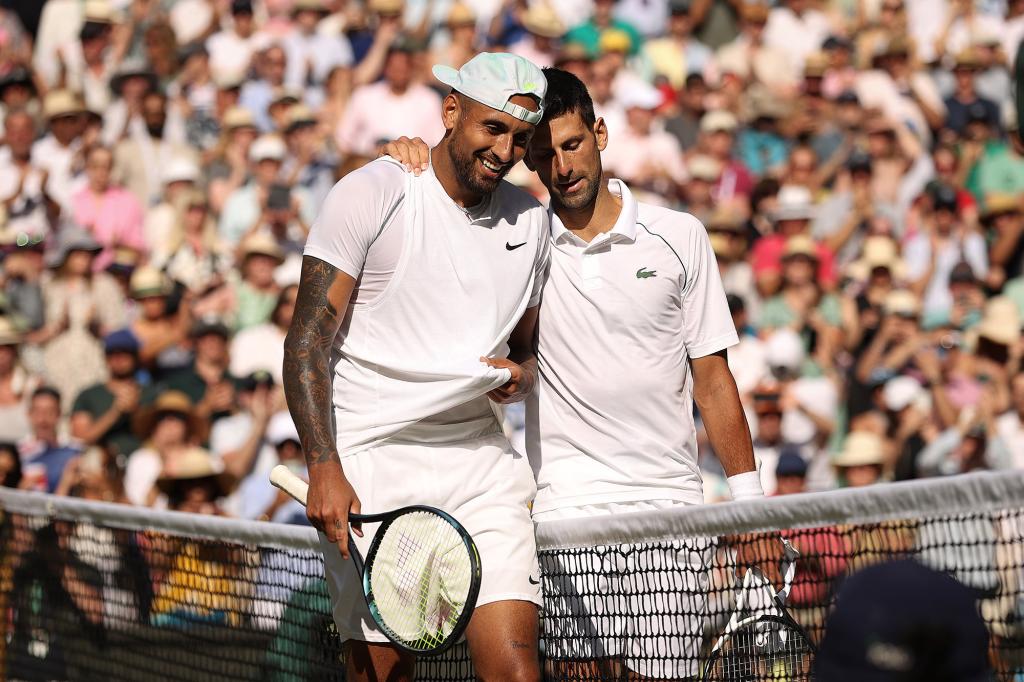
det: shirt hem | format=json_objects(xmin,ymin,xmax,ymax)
[
  {"xmin": 532, "ymin": 488, "xmax": 704, "ymax": 515},
  {"xmin": 301, "ymin": 244, "xmax": 362, "ymax": 281}
]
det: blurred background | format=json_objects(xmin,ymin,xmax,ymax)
[{"xmin": 0, "ymin": 0, "xmax": 1022, "ymax": 520}]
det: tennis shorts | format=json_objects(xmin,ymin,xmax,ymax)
[
  {"xmin": 319, "ymin": 432, "xmax": 541, "ymax": 643},
  {"xmin": 534, "ymin": 500, "xmax": 713, "ymax": 680}
]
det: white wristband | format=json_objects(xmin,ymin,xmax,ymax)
[{"xmin": 728, "ymin": 471, "xmax": 764, "ymax": 501}]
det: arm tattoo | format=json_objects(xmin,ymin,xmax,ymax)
[{"xmin": 283, "ymin": 257, "xmax": 343, "ymax": 467}]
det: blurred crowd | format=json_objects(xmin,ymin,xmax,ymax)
[{"xmin": 0, "ymin": 0, "xmax": 1021, "ymax": 519}]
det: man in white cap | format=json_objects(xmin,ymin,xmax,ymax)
[
  {"xmin": 384, "ymin": 67, "xmax": 764, "ymax": 680},
  {"xmin": 283, "ymin": 53, "xmax": 550, "ymax": 681}
]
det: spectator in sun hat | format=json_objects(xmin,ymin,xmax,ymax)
[
  {"xmin": 0, "ymin": 229, "xmax": 47, "ymax": 336},
  {"xmin": 763, "ymin": 327, "xmax": 838, "ymax": 452},
  {"xmin": 601, "ymin": 82, "xmax": 687, "ymax": 201},
  {"xmin": 229, "ymin": 232, "xmax": 285, "ymax": 331},
  {"xmin": 0, "ymin": 111, "xmax": 52, "ymax": 245},
  {"xmin": 238, "ymin": 410, "xmax": 308, "ymax": 524},
  {"xmin": 832, "ymin": 430, "xmax": 887, "ymax": 487},
  {"xmin": 981, "ymin": 193, "xmax": 1024, "ymax": 285},
  {"xmin": 206, "ymin": 106, "xmax": 259, "ymax": 214},
  {"xmin": 736, "ymin": 87, "xmax": 790, "ymax": 176},
  {"xmin": 0, "ymin": 67, "xmax": 37, "ymax": 121},
  {"xmin": 128, "ymin": 266, "xmax": 191, "ymax": 377},
  {"xmin": 219, "ymin": 134, "xmax": 313, "ymax": 246},
  {"xmin": 680, "ymin": 154, "xmax": 720, "ymax": 222},
  {"xmin": 815, "ymin": 559, "xmax": 991, "ymax": 681},
  {"xmin": 40, "ymin": 227, "xmax": 128, "ymax": 409},
  {"xmin": 944, "ymin": 48, "xmax": 1002, "ymax": 137},
  {"xmin": 699, "ymin": 109, "xmax": 754, "ymax": 204},
  {"xmin": 716, "ymin": 2, "xmax": 796, "ymax": 94},
  {"xmin": 565, "ymin": 0, "xmax": 643, "ymax": 58},
  {"xmin": 31, "ymin": 90, "xmax": 87, "ymax": 217},
  {"xmin": 751, "ymin": 185, "xmax": 837, "ymax": 298},
  {"xmin": 964, "ymin": 100, "xmax": 1024, "ymax": 202},
  {"xmin": 510, "ymin": 3, "xmax": 566, "ymax": 69},
  {"xmin": 905, "ymin": 182, "xmax": 988, "ymax": 319},
  {"xmin": 757, "ymin": 234, "xmax": 842, "ymax": 340},
  {"xmin": 0, "ymin": 316, "xmax": 35, "ymax": 443},
  {"xmin": 153, "ymin": 189, "xmax": 233, "ymax": 306},
  {"xmin": 206, "ymin": 0, "xmax": 268, "ymax": 85},
  {"xmin": 142, "ymin": 155, "xmax": 202, "ymax": 251},
  {"xmin": 431, "ymin": 3, "xmax": 479, "ymax": 78}
]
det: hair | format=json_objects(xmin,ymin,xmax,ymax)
[
  {"xmin": 79, "ymin": 21, "xmax": 110, "ymax": 43},
  {"xmin": 0, "ymin": 441, "xmax": 21, "ymax": 488},
  {"xmin": 540, "ymin": 68, "xmax": 596, "ymax": 127},
  {"xmin": 272, "ymin": 284, "xmax": 298, "ymax": 327},
  {"xmin": 31, "ymin": 385, "xmax": 62, "ymax": 405}
]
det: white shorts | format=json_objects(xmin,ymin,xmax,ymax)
[
  {"xmin": 534, "ymin": 501, "xmax": 712, "ymax": 680},
  {"xmin": 320, "ymin": 432, "xmax": 541, "ymax": 643}
]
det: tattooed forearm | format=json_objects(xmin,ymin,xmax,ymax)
[{"xmin": 283, "ymin": 256, "xmax": 348, "ymax": 468}]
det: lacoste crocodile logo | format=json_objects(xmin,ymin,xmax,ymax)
[{"xmin": 636, "ymin": 267, "xmax": 657, "ymax": 279}]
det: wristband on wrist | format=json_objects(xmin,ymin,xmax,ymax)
[{"xmin": 727, "ymin": 471, "xmax": 764, "ymax": 501}]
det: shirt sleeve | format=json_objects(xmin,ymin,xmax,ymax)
[
  {"xmin": 679, "ymin": 215, "xmax": 740, "ymax": 358},
  {"xmin": 528, "ymin": 214, "xmax": 551, "ymax": 307},
  {"xmin": 302, "ymin": 160, "xmax": 405, "ymax": 280}
]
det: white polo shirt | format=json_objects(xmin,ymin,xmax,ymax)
[
  {"xmin": 304, "ymin": 158, "xmax": 550, "ymax": 456},
  {"xmin": 526, "ymin": 179, "xmax": 738, "ymax": 513}
]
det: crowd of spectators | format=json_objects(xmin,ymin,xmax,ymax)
[{"xmin": 0, "ymin": 0, "xmax": 1022, "ymax": 521}]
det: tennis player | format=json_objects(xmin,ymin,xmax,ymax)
[
  {"xmin": 384, "ymin": 68, "xmax": 762, "ymax": 680},
  {"xmin": 283, "ymin": 53, "xmax": 550, "ymax": 682}
]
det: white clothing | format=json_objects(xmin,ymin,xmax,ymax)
[
  {"xmin": 206, "ymin": 30, "xmax": 271, "ymax": 81},
  {"xmin": 527, "ymin": 179, "xmax": 738, "ymax": 514},
  {"xmin": 600, "ymin": 127, "xmax": 689, "ymax": 187},
  {"xmin": 282, "ymin": 29, "xmax": 353, "ymax": 91},
  {"xmin": 855, "ymin": 70, "xmax": 945, "ymax": 145},
  {"xmin": 996, "ymin": 412, "xmax": 1024, "ymax": 470},
  {"xmin": 209, "ymin": 411, "xmax": 278, "ymax": 518},
  {"xmin": 0, "ymin": 150, "xmax": 50, "ymax": 239},
  {"xmin": 781, "ymin": 376, "xmax": 838, "ymax": 446},
  {"xmin": 124, "ymin": 447, "xmax": 162, "ymax": 507},
  {"xmin": 334, "ymin": 82, "xmax": 444, "ymax": 157},
  {"xmin": 728, "ymin": 334, "xmax": 769, "ymax": 398},
  {"xmin": 303, "ymin": 157, "xmax": 550, "ymax": 455},
  {"xmin": 903, "ymin": 231, "xmax": 989, "ymax": 317},
  {"xmin": 33, "ymin": 0, "xmax": 83, "ymax": 88},
  {"xmin": 169, "ymin": 0, "xmax": 215, "ymax": 46},
  {"xmin": 229, "ymin": 323, "xmax": 286, "ymax": 384},
  {"xmin": 533, "ymin": 500, "xmax": 712, "ymax": 680},
  {"xmin": 320, "ymin": 432, "xmax": 540, "ymax": 642},
  {"xmin": 31, "ymin": 135, "xmax": 83, "ymax": 218},
  {"xmin": 763, "ymin": 7, "xmax": 830, "ymax": 77}
]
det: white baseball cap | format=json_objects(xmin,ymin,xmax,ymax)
[
  {"xmin": 432, "ymin": 52, "xmax": 547, "ymax": 124},
  {"xmin": 249, "ymin": 134, "xmax": 287, "ymax": 163},
  {"xmin": 163, "ymin": 156, "xmax": 200, "ymax": 185}
]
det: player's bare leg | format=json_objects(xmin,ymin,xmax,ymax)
[
  {"xmin": 465, "ymin": 600, "xmax": 541, "ymax": 682},
  {"xmin": 345, "ymin": 640, "xmax": 415, "ymax": 682}
]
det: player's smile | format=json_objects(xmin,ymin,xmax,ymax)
[{"xmin": 478, "ymin": 153, "xmax": 509, "ymax": 180}]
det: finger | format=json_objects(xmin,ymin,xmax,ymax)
[
  {"xmin": 334, "ymin": 512, "xmax": 350, "ymax": 559},
  {"xmin": 350, "ymin": 497, "xmax": 363, "ymax": 537}
]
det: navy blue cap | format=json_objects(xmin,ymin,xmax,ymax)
[
  {"xmin": 104, "ymin": 328, "xmax": 140, "ymax": 355},
  {"xmin": 814, "ymin": 560, "xmax": 990, "ymax": 682},
  {"xmin": 775, "ymin": 448, "xmax": 808, "ymax": 477}
]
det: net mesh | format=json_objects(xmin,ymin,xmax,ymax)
[{"xmin": 1, "ymin": 472, "xmax": 1022, "ymax": 681}]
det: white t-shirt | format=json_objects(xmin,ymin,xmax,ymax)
[
  {"xmin": 996, "ymin": 411, "xmax": 1024, "ymax": 470},
  {"xmin": 304, "ymin": 157, "xmax": 550, "ymax": 455},
  {"xmin": 527, "ymin": 179, "xmax": 738, "ymax": 513}
]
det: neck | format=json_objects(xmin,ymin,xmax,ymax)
[
  {"xmin": 431, "ymin": 141, "xmax": 485, "ymax": 208},
  {"xmin": 555, "ymin": 181, "xmax": 621, "ymax": 241},
  {"xmin": 389, "ymin": 82, "xmax": 408, "ymax": 96}
]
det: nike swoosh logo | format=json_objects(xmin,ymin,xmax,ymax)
[
  {"xmin": 506, "ymin": 242, "xmax": 528, "ymax": 251},
  {"xmin": 528, "ymin": 576, "xmax": 540, "ymax": 585}
]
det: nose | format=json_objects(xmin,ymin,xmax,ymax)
[
  {"xmin": 492, "ymin": 135, "xmax": 513, "ymax": 164},
  {"xmin": 555, "ymin": 150, "xmax": 572, "ymax": 179}
]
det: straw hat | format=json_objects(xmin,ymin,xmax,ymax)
[
  {"xmin": 782, "ymin": 234, "xmax": 818, "ymax": 260},
  {"xmin": 239, "ymin": 232, "xmax": 285, "ymax": 264},
  {"xmin": 155, "ymin": 446, "xmax": 234, "ymax": 498},
  {"xmin": 833, "ymin": 431, "xmax": 886, "ymax": 468},
  {"xmin": 0, "ymin": 316, "xmax": 23, "ymax": 346},
  {"xmin": 368, "ymin": 0, "xmax": 404, "ymax": 14},
  {"xmin": 522, "ymin": 3, "xmax": 565, "ymax": 38},
  {"xmin": 285, "ymin": 104, "xmax": 317, "ymax": 132},
  {"xmin": 291, "ymin": 0, "xmax": 327, "ymax": 14},
  {"xmin": 43, "ymin": 90, "xmax": 86, "ymax": 120},
  {"xmin": 981, "ymin": 193, "xmax": 1020, "ymax": 223},
  {"xmin": 222, "ymin": 106, "xmax": 257, "ymax": 131},
  {"xmin": 129, "ymin": 265, "xmax": 173, "ymax": 299},
  {"xmin": 687, "ymin": 154, "xmax": 722, "ymax": 182},
  {"xmin": 700, "ymin": 110, "xmax": 738, "ymax": 134},
  {"xmin": 953, "ymin": 48, "xmax": 982, "ymax": 70},
  {"xmin": 803, "ymin": 52, "xmax": 829, "ymax": 78},
  {"xmin": 110, "ymin": 58, "xmax": 158, "ymax": 95},
  {"xmin": 882, "ymin": 289, "xmax": 920, "ymax": 317},
  {"xmin": 976, "ymin": 296, "xmax": 1021, "ymax": 346},
  {"xmin": 83, "ymin": 0, "xmax": 117, "ymax": 23},
  {"xmin": 845, "ymin": 236, "xmax": 907, "ymax": 281},
  {"xmin": 599, "ymin": 28, "xmax": 632, "ymax": 54},
  {"xmin": 133, "ymin": 391, "xmax": 208, "ymax": 441},
  {"xmin": 446, "ymin": 2, "xmax": 476, "ymax": 26}
]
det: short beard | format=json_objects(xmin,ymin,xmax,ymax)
[
  {"xmin": 551, "ymin": 170, "xmax": 601, "ymax": 212},
  {"xmin": 447, "ymin": 132, "xmax": 502, "ymax": 197}
]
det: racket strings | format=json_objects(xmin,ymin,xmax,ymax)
[
  {"xmin": 367, "ymin": 511, "xmax": 472, "ymax": 650},
  {"xmin": 708, "ymin": 621, "xmax": 813, "ymax": 681}
]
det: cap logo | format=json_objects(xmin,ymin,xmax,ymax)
[{"xmin": 866, "ymin": 641, "xmax": 914, "ymax": 672}]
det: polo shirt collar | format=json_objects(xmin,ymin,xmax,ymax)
[{"xmin": 549, "ymin": 178, "xmax": 638, "ymax": 244}]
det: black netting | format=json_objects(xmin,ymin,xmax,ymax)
[{"xmin": 1, "ymin": 498, "xmax": 1022, "ymax": 680}]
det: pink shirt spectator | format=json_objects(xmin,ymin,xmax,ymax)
[
  {"xmin": 71, "ymin": 186, "xmax": 147, "ymax": 271},
  {"xmin": 751, "ymin": 233, "xmax": 837, "ymax": 288},
  {"xmin": 335, "ymin": 82, "xmax": 445, "ymax": 158}
]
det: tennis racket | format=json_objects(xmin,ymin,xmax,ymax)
[
  {"xmin": 269, "ymin": 465, "xmax": 482, "ymax": 656},
  {"xmin": 702, "ymin": 538, "xmax": 815, "ymax": 681}
]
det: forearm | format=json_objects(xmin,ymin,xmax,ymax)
[
  {"xmin": 72, "ymin": 407, "xmax": 121, "ymax": 445},
  {"xmin": 221, "ymin": 422, "xmax": 269, "ymax": 480},
  {"xmin": 695, "ymin": 372, "xmax": 756, "ymax": 477}
]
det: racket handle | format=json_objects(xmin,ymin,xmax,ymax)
[{"xmin": 270, "ymin": 464, "xmax": 309, "ymax": 506}]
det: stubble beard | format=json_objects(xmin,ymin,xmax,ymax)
[{"xmin": 448, "ymin": 133, "xmax": 502, "ymax": 197}]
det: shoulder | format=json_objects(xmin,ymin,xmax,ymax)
[
  {"xmin": 636, "ymin": 202, "xmax": 707, "ymax": 246},
  {"xmin": 493, "ymin": 181, "xmax": 546, "ymax": 218},
  {"xmin": 319, "ymin": 158, "xmax": 406, "ymax": 215}
]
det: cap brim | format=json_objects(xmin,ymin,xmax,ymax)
[{"xmin": 432, "ymin": 64, "xmax": 460, "ymax": 90}]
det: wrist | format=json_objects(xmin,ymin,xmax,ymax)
[{"xmin": 728, "ymin": 471, "xmax": 764, "ymax": 501}]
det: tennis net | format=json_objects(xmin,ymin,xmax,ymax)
[{"xmin": 1, "ymin": 471, "xmax": 1022, "ymax": 680}]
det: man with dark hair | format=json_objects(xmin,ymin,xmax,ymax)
[
  {"xmin": 384, "ymin": 66, "xmax": 759, "ymax": 681},
  {"xmin": 19, "ymin": 386, "xmax": 80, "ymax": 493},
  {"xmin": 284, "ymin": 53, "xmax": 550, "ymax": 682}
]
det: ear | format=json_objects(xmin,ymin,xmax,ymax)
[
  {"xmin": 441, "ymin": 93, "xmax": 460, "ymax": 131},
  {"xmin": 594, "ymin": 117, "xmax": 609, "ymax": 152}
]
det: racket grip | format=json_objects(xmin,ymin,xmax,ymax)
[{"xmin": 270, "ymin": 464, "xmax": 309, "ymax": 506}]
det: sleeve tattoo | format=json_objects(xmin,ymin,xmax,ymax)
[{"xmin": 283, "ymin": 257, "xmax": 343, "ymax": 467}]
